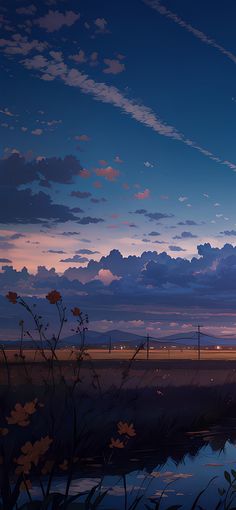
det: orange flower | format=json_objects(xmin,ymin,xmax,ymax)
[
  {"xmin": 117, "ymin": 421, "xmax": 136, "ymax": 437},
  {"xmin": 59, "ymin": 459, "xmax": 69, "ymax": 471},
  {"xmin": 41, "ymin": 460, "xmax": 54, "ymax": 475},
  {"xmin": 46, "ymin": 290, "xmax": 61, "ymax": 304},
  {"xmin": 0, "ymin": 428, "xmax": 8, "ymax": 436},
  {"xmin": 20, "ymin": 479, "xmax": 32, "ymax": 492},
  {"xmin": 6, "ymin": 291, "xmax": 18, "ymax": 304},
  {"xmin": 109, "ymin": 437, "xmax": 125, "ymax": 449},
  {"xmin": 15, "ymin": 436, "xmax": 53, "ymax": 474},
  {"xmin": 71, "ymin": 307, "xmax": 81, "ymax": 316},
  {"xmin": 7, "ymin": 399, "xmax": 38, "ymax": 427}
]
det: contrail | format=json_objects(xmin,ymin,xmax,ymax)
[{"xmin": 144, "ymin": 0, "xmax": 236, "ymax": 65}]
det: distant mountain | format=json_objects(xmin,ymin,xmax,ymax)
[{"xmin": 1, "ymin": 329, "xmax": 236, "ymax": 349}]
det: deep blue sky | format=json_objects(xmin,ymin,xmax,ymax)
[{"xmin": 1, "ymin": 0, "xmax": 236, "ymax": 336}]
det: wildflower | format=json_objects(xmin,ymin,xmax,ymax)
[
  {"xmin": 59, "ymin": 459, "xmax": 69, "ymax": 471},
  {"xmin": 6, "ymin": 399, "xmax": 38, "ymax": 427},
  {"xmin": 109, "ymin": 437, "xmax": 125, "ymax": 449},
  {"xmin": 46, "ymin": 290, "xmax": 61, "ymax": 304},
  {"xmin": 6, "ymin": 291, "xmax": 18, "ymax": 304},
  {"xmin": 117, "ymin": 421, "xmax": 136, "ymax": 437},
  {"xmin": 71, "ymin": 307, "xmax": 81, "ymax": 316},
  {"xmin": 20, "ymin": 479, "xmax": 32, "ymax": 492},
  {"xmin": 41, "ymin": 460, "xmax": 54, "ymax": 475},
  {"xmin": 15, "ymin": 436, "xmax": 53, "ymax": 474},
  {"xmin": 0, "ymin": 428, "xmax": 8, "ymax": 436}
]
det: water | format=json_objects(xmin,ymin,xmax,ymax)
[{"xmin": 23, "ymin": 440, "xmax": 236, "ymax": 509}]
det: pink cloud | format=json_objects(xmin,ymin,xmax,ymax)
[
  {"xmin": 103, "ymin": 58, "xmax": 125, "ymax": 75},
  {"xmin": 36, "ymin": 10, "xmax": 80, "ymax": 32},
  {"xmin": 134, "ymin": 188, "xmax": 150, "ymax": 199},
  {"xmin": 93, "ymin": 180, "xmax": 102, "ymax": 188},
  {"xmin": 99, "ymin": 159, "xmax": 108, "ymax": 166},
  {"xmin": 80, "ymin": 168, "xmax": 91, "ymax": 178},
  {"xmin": 96, "ymin": 269, "xmax": 120, "ymax": 285},
  {"xmin": 95, "ymin": 165, "xmax": 119, "ymax": 181},
  {"xmin": 75, "ymin": 134, "xmax": 90, "ymax": 141}
]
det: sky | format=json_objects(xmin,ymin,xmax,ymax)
[{"xmin": 1, "ymin": 0, "xmax": 236, "ymax": 339}]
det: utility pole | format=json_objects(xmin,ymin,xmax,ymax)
[
  {"xmin": 146, "ymin": 332, "xmax": 150, "ymax": 360},
  {"xmin": 108, "ymin": 336, "xmax": 112, "ymax": 353},
  {"xmin": 197, "ymin": 325, "xmax": 202, "ymax": 361}
]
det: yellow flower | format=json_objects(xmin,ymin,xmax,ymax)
[
  {"xmin": 109, "ymin": 437, "xmax": 125, "ymax": 449},
  {"xmin": 117, "ymin": 421, "xmax": 136, "ymax": 437}
]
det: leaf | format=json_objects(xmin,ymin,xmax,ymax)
[
  {"xmin": 190, "ymin": 477, "xmax": 217, "ymax": 510},
  {"xmin": 224, "ymin": 471, "xmax": 231, "ymax": 484}
]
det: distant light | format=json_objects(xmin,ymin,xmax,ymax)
[{"xmin": 216, "ymin": 345, "xmax": 221, "ymax": 350}]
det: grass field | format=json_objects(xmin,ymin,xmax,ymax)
[{"xmin": 2, "ymin": 347, "xmax": 236, "ymax": 362}]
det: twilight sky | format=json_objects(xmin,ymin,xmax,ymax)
[{"xmin": 1, "ymin": 0, "xmax": 236, "ymax": 338}]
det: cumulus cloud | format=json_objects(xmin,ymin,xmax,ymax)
[
  {"xmin": 71, "ymin": 191, "xmax": 92, "ymax": 199},
  {"xmin": 60, "ymin": 254, "xmax": 89, "ymax": 263},
  {"xmin": 173, "ymin": 231, "xmax": 198, "ymax": 239},
  {"xmin": 134, "ymin": 188, "xmax": 150, "ymax": 200},
  {"xmin": 36, "ymin": 10, "xmax": 80, "ymax": 32},
  {"xmin": 76, "ymin": 216, "xmax": 104, "ymax": 224},
  {"xmin": 169, "ymin": 245, "xmax": 186, "ymax": 252},
  {"xmin": 16, "ymin": 5, "xmax": 37, "ymax": 15},
  {"xmin": 94, "ymin": 166, "xmax": 119, "ymax": 181},
  {"xmin": 220, "ymin": 230, "xmax": 236, "ymax": 236},
  {"xmin": 148, "ymin": 231, "xmax": 160, "ymax": 236},
  {"xmin": 103, "ymin": 58, "xmax": 125, "ymax": 74}
]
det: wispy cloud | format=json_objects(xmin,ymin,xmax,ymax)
[{"xmin": 144, "ymin": 0, "xmax": 236, "ymax": 65}]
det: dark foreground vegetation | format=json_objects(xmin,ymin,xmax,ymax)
[{"xmin": 1, "ymin": 292, "xmax": 236, "ymax": 509}]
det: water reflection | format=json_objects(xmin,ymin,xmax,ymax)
[{"xmin": 27, "ymin": 433, "xmax": 236, "ymax": 509}]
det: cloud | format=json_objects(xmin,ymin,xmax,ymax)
[
  {"xmin": 74, "ymin": 134, "xmax": 90, "ymax": 142},
  {"xmin": 169, "ymin": 245, "xmax": 186, "ymax": 252},
  {"xmin": 94, "ymin": 18, "xmax": 108, "ymax": 32},
  {"xmin": 59, "ymin": 231, "xmax": 80, "ymax": 237},
  {"xmin": 103, "ymin": 58, "xmax": 125, "ymax": 74},
  {"xmin": 114, "ymin": 155, "xmax": 123, "ymax": 163},
  {"xmin": 45, "ymin": 250, "xmax": 66, "ymax": 254},
  {"xmin": 31, "ymin": 128, "xmax": 43, "ymax": 136},
  {"xmin": 76, "ymin": 249, "xmax": 100, "ymax": 255},
  {"xmin": 219, "ymin": 230, "xmax": 236, "ymax": 236},
  {"xmin": 178, "ymin": 220, "xmax": 198, "ymax": 226},
  {"xmin": 178, "ymin": 196, "xmax": 188, "ymax": 202},
  {"xmin": 70, "ymin": 50, "xmax": 86, "ymax": 64},
  {"xmin": 0, "ymin": 187, "xmax": 78, "ymax": 224},
  {"xmin": 71, "ymin": 191, "xmax": 92, "ymax": 199},
  {"xmin": 0, "ymin": 153, "xmax": 82, "ymax": 187},
  {"xmin": 76, "ymin": 216, "xmax": 104, "ymax": 224},
  {"xmin": 90, "ymin": 197, "xmax": 107, "ymax": 203},
  {"xmin": 60, "ymin": 254, "xmax": 89, "ymax": 263},
  {"xmin": 146, "ymin": 212, "xmax": 173, "ymax": 221},
  {"xmin": 173, "ymin": 231, "xmax": 198, "ymax": 239},
  {"xmin": 0, "ymin": 258, "xmax": 12, "ymax": 263},
  {"xmin": 94, "ymin": 166, "xmax": 119, "ymax": 181},
  {"xmin": 134, "ymin": 188, "xmax": 150, "ymax": 200},
  {"xmin": 0, "ymin": 34, "xmax": 47, "ymax": 55},
  {"xmin": 16, "ymin": 5, "xmax": 37, "ymax": 15},
  {"xmin": 144, "ymin": 161, "xmax": 154, "ymax": 168},
  {"xmin": 144, "ymin": 0, "xmax": 236, "ymax": 65},
  {"xmin": 148, "ymin": 231, "xmax": 160, "ymax": 236},
  {"xmin": 13, "ymin": 50, "xmax": 236, "ymax": 170},
  {"xmin": 36, "ymin": 10, "xmax": 80, "ymax": 32},
  {"xmin": 96, "ymin": 269, "xmax": 120, "ymax": 285}
]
